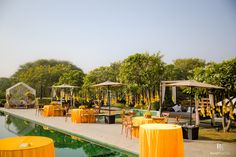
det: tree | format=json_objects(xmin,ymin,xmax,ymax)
[
  {"xmin": 57, "ymin": 70, "xmax": 85, "ymax": 89},
  {"xmin": 0, "ymin": 77, "xmax": 13, "ymax": 99},
  {"xmin": 193, "ymin": 58, "xmax": 236, "ymax": 132},
  {"xmin": 173, "ymin": 58, "xmax": 206, "ymax": 80},
  {"xmin": 162, "ymin": 58, "xmax": 206, "ymax": 106},
  {"xmin": 163, "ymin": 64, "xmax": 176, "ymax": 80},
  {"xmin": 119, "ymin": 52, "xmax": 165, "ymax": 108},
  {"xmin": 11, "ymin": 59, "xmax": 84, "ymax": 97},
  {"xmin": 83, "ymin": 62, "xmax": 122, "ymax": 89}
]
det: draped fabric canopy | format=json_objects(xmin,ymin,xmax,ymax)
[
  {"xmin": 52, "ymin": 84, "xmax": 79, "ymax": 106},
  {"xmin": 165, "ymin": 80, "xmax": 224, "ymax": 89},
  {"xmin": 160, "ymin": 80, "xmax": 224, "ymax": 125}
]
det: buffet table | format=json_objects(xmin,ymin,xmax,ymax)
[
  {"xmin": 139, "ymin": 124, "xmax": 184, "ymax": 157},
  {"xmin": 0, "ymin": 136, "xmax": 55, "ymax": 157}
]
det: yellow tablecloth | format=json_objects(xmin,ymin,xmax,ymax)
[
  {"xmin": 0, "ymin": 136, "xmax": 55, "ymax": 157},
  {"xmin": 139, "ymin": 124, "xmax": 184, "ymax": 157},
  {"xmin": 43, "ymin": 105, "xmax": 63, "ymax": 117},
  {"xmin": 53, "ymin": 105, "xmax": 64, "ymax": 116},
  {"xmin": 71, "ymin": 109, "xmax": 96, "ymax": 123},
  {"xmin": 132, "ymin": 117, "xmax": 155, "ymax": 138}
]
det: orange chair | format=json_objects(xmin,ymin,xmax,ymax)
[
  {"xmin": 65, "ymin": 109, "xmax": 72, "ymax": 122},
  {"xmin": 121, "ymin": 114, "xmax": 128, "ymax": 134},
  {"xmin": 162, "ymin": 112, "xmax": 170, "ymax": 123},
  {"xmin": 175, "ymin": 115, "xmax": 182, "ymax": 124},
  {"xmin": 125, "ymin": 115, "xmax": 139, "ymax": 139}
]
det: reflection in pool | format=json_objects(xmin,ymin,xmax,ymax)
[{"xmin": 0, "ymin": 112, "xmax": 127, "ymax": 157}]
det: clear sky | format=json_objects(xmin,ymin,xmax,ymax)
[{"xmin": 0, "ymin": 0, "xmax": 235, "ymax": 77}]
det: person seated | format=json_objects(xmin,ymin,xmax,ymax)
[{"xmin": 172, "ymin": 104, "xmax": 182, "ymax": 112}]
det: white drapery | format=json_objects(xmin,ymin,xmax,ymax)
[{"xmin": 172, "ymin": 86, "xmax": 176, "ymax": 104}]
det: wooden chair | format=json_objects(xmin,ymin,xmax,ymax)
[
  {"xmin": 175, "ymin": 115, "xmax": 182, "ymax": 124},
  {"xmin": 162, "ymin": 112, "xmax": 170, "ymax": 123},
  {"xmin": 125, "ymin": 115, "xmax": 139, "ymax": 139},
  {"xmin": 64, "ymin": 104, "xmax": 74, "ymax": 122},
  {"xmin": 128, "ymin": 111, "xmax": 136, "ymax": 116},
  {"xmin": 121, "ymin": 113, "xmax": 128, "ymax": 134},
  {"xmin": 152, "ymin": 116, "xmax": 166, "ymax": 124},
  {"xmin": 35, "ymin": 104, "xmax": 44, "ymax": 116},
  {"xmin": 65, "ymin": 109, "xmax": 72, "ymax": 122}
]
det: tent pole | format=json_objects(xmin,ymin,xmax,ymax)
[
  {"xmin": 108, "ymin": 86, "xmax": 111, "ymax": 116},
  {"xmin": 159, "ymin": 82, "xmax": 162, "ymax": 116},
  {"xmin": 190, "ymin": 87, "xmax": 192, "ymax": 125}
]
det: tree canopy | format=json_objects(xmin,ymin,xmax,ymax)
[
  {"xmin": 193, "ymin": 58, "xmax": 236, "ymax": 96},
  {"xmin": 11, "ymin": 59, "xmax": 85, "ymax": 97},
  {"xmin": 0, "ymin": 77, "xmax": 12, "ymax": 99},
  {"xmin": 173, "ymin": 58, "xmax": 206, "ymax": 80},
  {"xmin": 119, "ymin": 52, "xmax": 164, "ymax": 93}
]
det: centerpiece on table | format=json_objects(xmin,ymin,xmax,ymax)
[{"xmin": 144, "ymin": 111, "xmax": 152, "ymax": 118}]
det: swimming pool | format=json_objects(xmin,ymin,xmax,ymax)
[{"xmin": 0, "ymin": 111, "xmax": 127, "ymax": 157}]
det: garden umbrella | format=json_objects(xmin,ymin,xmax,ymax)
[
  {"xmin": 92, "ymin": 81, "xmax": 124, "ymax": 115},
  {"xmin": 166, "ymin": 80, "xmax": 224, "ymax": 125}
]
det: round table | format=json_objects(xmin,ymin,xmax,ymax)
[
  {"xmin": 0, "ymin": 136, "xmax": 55, "ymax": 157},
  {"xmin": 71, "ymin": 109, "xmax": 96, "ymax": 123},
  {"xmin": 43, "ymin": 105, "xmax": 54, "ymax": 117},
  {"xmin": 43, "ymin": 105, "xmax": 63, "ymax": 117},
  {"xmin": 132, "ymin": 117, "xmax": 155, "ymax": 138},
  {"xmin": 139, "ymin": 124, "xmax": 184, "ymax": 157}
]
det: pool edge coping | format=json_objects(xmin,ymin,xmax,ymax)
[{"xmin": 0, "ymin": 108, "xmax": 139, "ymax": 157}]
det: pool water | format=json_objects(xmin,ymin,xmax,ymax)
[{"xmin": 0, "ymin": 112, "xmax": 127, "ymax": 157}]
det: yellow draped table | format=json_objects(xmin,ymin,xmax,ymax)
[
  {"xmin": 0, "ymin": 136, "xmax": 55, "ymax": 157},
  {"xmin": 132, "ymin": 117, "xmax": 155, "ymax": 138},
  {"xmin": 71, "ymin": 109, "xmax": 96, "ymax": 123},
  {"xmin": 43, "ymin": 105, "xmax": 63, "ymax": 117},
  {"xmin": 139, "ymin": 124, "xmax": 184, "ymax": 157}
]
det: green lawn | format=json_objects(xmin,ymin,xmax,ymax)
[{"xmin": 199, "ymin": 127, "xmax": 236, "ymax": 143}]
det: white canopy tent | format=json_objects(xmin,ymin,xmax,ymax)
[
  {"xmin": 5, "ymin": 82, "xmax": 36, "ymax": 108},
  {"xmin": 51, "ymin": 84, "xmax": 79, "ymax": 106},
  {"xmin": 6, "ymin": 82, "xmax": 36, "ymax": 96}
]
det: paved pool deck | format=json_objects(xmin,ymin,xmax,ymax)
[{"xmin": 1, "ymin": 108, "xmax": 236, "ymax": 157}]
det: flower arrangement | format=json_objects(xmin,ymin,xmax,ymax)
[
  {"xmin": 79, "ymin": 105, "xmax": 86, "ymax": 109},
  {"xmin": 144, "ymin": 111, "xmax": 152, "ymax": 118},
  {"xmin": 24, "ymin": 92, "xmax": 35, "ymax": 100}
]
